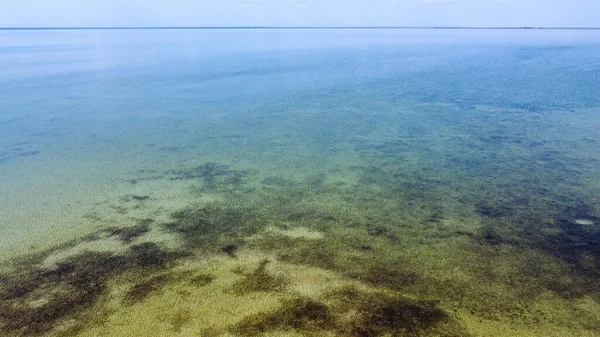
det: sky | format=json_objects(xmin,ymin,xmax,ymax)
[{"xmin": 0, "ymin": 0, "xmax": 598, "ymax": 28}]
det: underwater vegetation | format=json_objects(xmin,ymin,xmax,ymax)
[
  {"xmin": 167, "ymin": 162, "xmax": 249, "ymax": 190},
  {"xmin": 232, "ymin": 297, "xmax": 335, "ymax": 335},
  {"xmin": 1, "ymin": 146, "xmax": 599, "ymax": 336},
  {"xmin": 0, "ymin": 237, "xmax": 183, "ymax": 335},
  {"xmin": 188, "ymin": 273, "xmax": 214, "ymax": 287},
  {"xmin": 231, "ymin": 259, "xmax": 288, "ymax": 294},
  {"xmin": 221, "ymin": 243, "xmax": 240, "ymax": 257},
  {"xmin": 331, "ymin": 288, "xmax": 464, "ymax": 337},
  {"xmin": 104, "ymin": 222, "xmax": 151, "ymax": 243},
  {"xmin": 0, "ymin": 252, "xmax": 127, "ymax": 335},
  {"xmin": 123, "ymin": 274, "xmax": 171, "ymax": 304},
  {"xmin": 129, "ymin": 242, "xmax": 178, "ymax": 268},
  {"xmin": 163, "ymin": 202, "xmax": 260, "ymax": 251},
  {"xmin": 233, "ymin": 287, "xmax": 469, "ymax": 336},
  {"xmin": 123, "ymin": 270, "xmax": 201, "ymax": 305}
]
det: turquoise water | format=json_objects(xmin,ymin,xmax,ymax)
[{"xmin": 1, "ymin": 29, "xmax": 600, "ymax": 336}]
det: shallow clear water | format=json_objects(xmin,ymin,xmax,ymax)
[{"xmin": 1, "ymin": 29, "xmax": 599, "ymax": 336}]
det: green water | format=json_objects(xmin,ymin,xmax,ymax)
[{"xmin": 0, "ymin": 28, "xmax": 599, "ymax": 336}]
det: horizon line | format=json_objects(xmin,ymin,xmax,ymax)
[{"xmin": 1, "ymin": 26, "xmax": 600, "ymax": 31}]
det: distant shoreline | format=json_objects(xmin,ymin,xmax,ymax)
[{"xmin": 1, "ymin": 26, "xmax": 599, "ymax": 31}]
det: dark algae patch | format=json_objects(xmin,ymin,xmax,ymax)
[
  {"xmin": 233, "ymin": 289, "xmax": 469, "ymax": 336},
  {"xmin": 221, "ymin": 242, "xmax": 240, "ymax": 257},
  {"xmin": 231, "ymin": 259, "xmax": 287, "ymax": 294},
  {"xmin": 0, "ymin": 238, "xmax": 183, "ymax": 335},
  {"xmin": 129, "ymin": 242, "xmax": 178, "ymax": 268},
  {"xmin": 167, "ymin": 162, "xmax": 249, "ymax": 190},
  {"xmin": 348, "ymin": 265, "xmax": 419, "ymax": 291},
  {"xmin": 232, "ymin": 297, "xmax": 335, "ymax": 335},
  {"xmin": 0, "ymin": 252, "xmax": 127, "ymax": 335},
  {"xmin": 104, "ymin": 222, "xmax": 151, "ymax": 243},
  {"xmin": 122, "ymin": 270, "xmax": 197, "ymax": 305},
  {"xmin": 123, "ymin": 274, "xmax": 171, "ymax": 304},
  {"xmin": 189, "ymin": 273, "xmax": 215, "ymax": 287},
  {"xmin": 344, "ymin": 294, "xmax": 461, "ymax": 337},
  {"xmin": 163, "ymin": 202, "xmax": 259, "ymax": 250}
]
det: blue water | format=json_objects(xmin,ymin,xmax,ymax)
[{"xmin": 1, "ymin": 29, "xmax": 600, "ymax": 336}]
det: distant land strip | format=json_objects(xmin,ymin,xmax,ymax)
[{"xmin": 1, "ymin": 26, "xmax": 599, "ymax": 30}]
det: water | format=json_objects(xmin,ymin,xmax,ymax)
[{"xmin": 1, "ymin": 28, "xmax": 599, "ymax": 336}]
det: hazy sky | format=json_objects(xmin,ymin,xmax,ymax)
[{"xmin": 0, "ymin": 0, "xmax": 598, "ymax": 27}]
